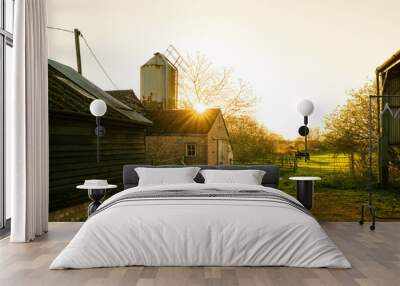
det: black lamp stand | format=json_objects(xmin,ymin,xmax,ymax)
[
  {"xmin": 297, "ymin": 116, "xmax": 310, "ymax": 161},
  {"xmin": 95, "ymin": 116, "xmax": 106, "ymax": 163}
]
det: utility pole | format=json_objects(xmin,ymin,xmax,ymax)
[{"xmin": 74, "ymin": 28, "xmax": 82, "ymax": 74}]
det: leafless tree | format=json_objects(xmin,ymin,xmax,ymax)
[{"xmin": 178, "ymin": 52, "xmax": 256, "ymax": 120}]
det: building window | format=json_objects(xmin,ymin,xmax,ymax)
[
  {"xmin": 185, "ymin": 144, "xmax": 196, "ymax": 157},
  {"xmin": 1, "ymin": 0, "xmax": 14, "ymax": 229}
]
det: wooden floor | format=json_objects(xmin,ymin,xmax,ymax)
[{"xmin": 0, "ymin": 222, "xmax": 399, "ymax": 286}]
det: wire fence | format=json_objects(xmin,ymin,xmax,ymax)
[
  {"xmin": 235, "ymin": 153, "xmax": 352, "ymax": 174},
  {"xmin": 148, "ymin": 153, "xmax": 355, "ymax": 176}
]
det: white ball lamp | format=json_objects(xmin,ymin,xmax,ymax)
[
  {"xmin": 297, "ymin": 99, "xmax": 314, "ymax": 117},
  {"xmin": 297, "ymin": 99, "xmax": 315, "ymax": 161},
  {"xmin": 90, "ymin": 99, "xmax": 107, "ymax": 117},
  {"xmin": 89, "ymin": 99, "xmax": 107, "ymax": 162}
]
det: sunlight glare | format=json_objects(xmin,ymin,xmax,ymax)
[{"xmin": 194, "ymin": 103, "xmax": 207, "ymax": 113}]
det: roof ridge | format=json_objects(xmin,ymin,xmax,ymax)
[
  {"xmin": 145, "ymin": 108, "xmax": 221, "ymax": 135},
  {"xmin": 48, "ymin": 59, "xmax": 152, "ymax": 126}
]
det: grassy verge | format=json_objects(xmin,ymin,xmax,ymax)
[
  {"xmin": 49, "ymin": 153, "xmax": 399, "ymax": 222},
  {"xmin": 50, "ymin": 153, "xmax": 400, "ymax": 222},
  {"xmin": 50, "ymin": 177, "xmax": 400, "ymax": 222},
  {"xmin": 280, "ymin": 170, "xmax": 400, "ymax": 221},
  {"xmin": 50, "ymin": 203, "xmax": 88, "ymax": 222}
]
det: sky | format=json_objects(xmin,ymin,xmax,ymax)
[{"xmin": 47, "ymin": 0, "xmax": 400, "ymax": 139}]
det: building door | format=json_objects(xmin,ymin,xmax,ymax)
[{"xmin": 217, "ymin": 140, "xmax": 227, "ymax": 165}]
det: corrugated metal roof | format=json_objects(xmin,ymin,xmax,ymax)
[
  {"xmin": 377, "ymin": 49, "xmax": 400, "ymax": 73},
  {"xmin": 106, "ymin": 89, "xmax": 145, "ymax": 112},
  {"xmin": 141, "ymin": 52, "xmax": 177, "ymax": 69},
  {"xmin": 49, "ymin": 59, "xmax": 152, "ymax": 126},
  {"xmin": 146, "ymin": 109, "xmax": 221, "ymax": 135}
]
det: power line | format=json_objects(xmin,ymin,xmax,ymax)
[
  {"xmin": 80, "ymin": 34, "xmax": 119, "ymax": 90},
  {"xmin": 47, "ymin": 26, "xmax": 74, "ymax": 33},
  {"xmin": 47, "ymin": 26, "xmax": 119, "ymax": 90}
]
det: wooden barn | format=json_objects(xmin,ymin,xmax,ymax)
[
  {"xmin": 376, "ymin": 51, "xmax": 400, "ymax": 184},
  {"xmin": 106, "ymin": 89, "xmax": 145, "ymax": 113},
  {"xmin": 48, "ymin": 59, "xmax": 152, "ymax": 211},
  {"xmin": 145, "ymin": 109, "xmax": 233, "ymax": 165}
]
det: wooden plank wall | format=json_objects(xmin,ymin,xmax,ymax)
[
  {"xmin": 49, "ymin": 112, "xmax": 146, "ymax": 211},
  {"xmin": 382, "ymin": 72, "xmax": 400, "ymax": 145}
]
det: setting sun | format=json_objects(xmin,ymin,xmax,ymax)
[{"xmin": 194, "ymin": 102, "xmax": 207, "ymax": 113}]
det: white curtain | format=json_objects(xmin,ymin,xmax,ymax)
[{"xmin": 7, "ymin": 0, "xmax": 49, "ymax": 242}]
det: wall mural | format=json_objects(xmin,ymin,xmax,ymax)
[{"xmin": 47, "ymin": 0, "xmax": 400, "ymax": 223}]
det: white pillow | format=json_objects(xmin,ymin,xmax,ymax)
[
  {"xmin": 135, "ymin": 167, "xmax": 201, "ymax": 186},
  {"xmin": 200, "ymin": 169, "xmax": 266, "ymax": 185}
]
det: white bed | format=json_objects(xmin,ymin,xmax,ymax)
[{"xmin": 50, "ymin": 183, "xmax": 351, "ymax": 269}]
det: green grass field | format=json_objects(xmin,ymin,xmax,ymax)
[
  {"xmin": 50, "ymin": 179, "xmax": 400, "ymax": 222},
  {"xmin": 49, "ymin": 153, "xmax": 400, "ymax": 222},
  {"xmin": 279, "ymin": 153, "xmax": 400, "ymax": 221},
  {"xmin": 279, "ymin": 173, "xmax": 400, "ymax": 221},
  {"xmin": 295, "ymin": 153, "xmax": 351, "ymax": 172},
  {"xmin": 49, "ymin": 181, "xmax": 400, "ymax": 222}
]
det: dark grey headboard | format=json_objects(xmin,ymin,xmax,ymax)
[{"xmin": 123, "ymin": 165, "xmax": 280, "ymax": 189}]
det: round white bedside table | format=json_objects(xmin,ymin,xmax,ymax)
[
  {"xmin": 77, "ymin": 180, "xmax": 117, "ymax": 216},
  {"xmin": 289, "ymin": 176, "xmax": 321, "ymax": 210}
]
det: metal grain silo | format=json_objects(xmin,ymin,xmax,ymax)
[{"xmin": 140, "ymin": 52, "xmax": 178, "ymax": 110}]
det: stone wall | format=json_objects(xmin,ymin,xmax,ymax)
[{"xmin": 146, "ymin": 135, "xmax": 208, "ymax": 165}]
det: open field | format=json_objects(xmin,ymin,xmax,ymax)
[
  {"xmin": 49, "ymin": 153, "xmax": 400, "ymax": 222},
  {"xmin": 295, "ymin": 153, "xmax": 351, "ymax": 172},
  {"xmin": 50, "ymin": 175, "xmax": 400, "ymax": 222},
  {"xmin": 240, "ymin": 153, "xmax": 354, "ymax": 173},
  {"xmin": 279, "ymin": 174, "xmax": 400, "ymax": 221},
  {"xmin": 49, "ymin": 185, "xmax": 400, "ymax": 222}
]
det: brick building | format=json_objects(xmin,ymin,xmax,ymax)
[{"xmin": 145, "ymin": 109, "xmax": 233, "ymax": 165}]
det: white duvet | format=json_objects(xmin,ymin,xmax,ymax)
[{"xmin": 50, "ymin": 183, "xmax": 351, "ymax": 269}]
